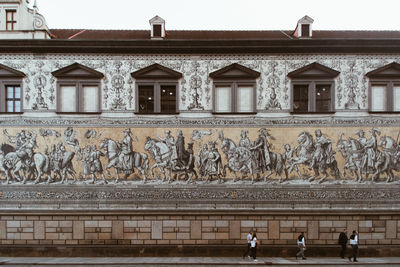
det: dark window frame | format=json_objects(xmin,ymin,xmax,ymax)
[
  {"xmin": 301, "ymin": 24, "xmax": 310, "ymax": 37},
  {"xmin": 153, "ymin": 24, "xmax": 162, "ymax": 37},
  {"xmin": 290, "ymin": 80, "xmax": 335, "ymax": 114},
  {"xmin": 368, "ymin": 79, "xmax": 400, "ymax": 113},
  {"xmin": 0, "ymin": 79, "xmax": 23, "ymax": 114},
  {"xmin": 212, "ymin": 80, "xmax": 257, "ymax": 114},
  {"xmin": 6, "ymin": 10, "xmax": 17, "ymax": 31},
  {"xmin": 135, "ymin": 80, "xmax": 179, "ymax": 114},
  {"xmin": 56, "ymin": 80, "xmax": 102, "ymax": 114}
]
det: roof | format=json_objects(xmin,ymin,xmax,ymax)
[{"xmin": 50, "ymin": 29, "xmax": 400, "ymax": 40}]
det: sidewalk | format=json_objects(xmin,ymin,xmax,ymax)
[{"xmin": 0, "ymin": 257, "xmax": 400, "ymax": 266}]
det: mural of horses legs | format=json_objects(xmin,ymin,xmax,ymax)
[
  {"xmin": 149, "ymin": 162, "xmax": 169, "ymax": 183},
  {"xmin": 133, "ymin": 152, "xmax": 149, "ymax": 183}
]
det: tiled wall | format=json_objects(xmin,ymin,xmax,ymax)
[{"xmin": 1, "ymin": 214, "xmax": 399, "ymax": 246}]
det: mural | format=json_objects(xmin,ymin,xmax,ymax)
[
  {"xmin": 1, "ymin": 126, "xmax": 400, "ymax": 185},
  {"xmin": 1, "ymin": 54, "xmax": 398, "ymax": 112}
]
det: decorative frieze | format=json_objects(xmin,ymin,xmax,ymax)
[{"xmin": 1, "ymin": 54, "xmax": 399, "ymax": 112}]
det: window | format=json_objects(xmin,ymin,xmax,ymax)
[
  {"xmin": 301, "ymin": 24, "xmax": 310, "ymax": 37},
  {"xmin": 369, "ymin": 83, "xmax": 400, "ymax": 112},
  {"xmin": 153, "ymin": 25, "xmax": 162, "ymax": 37},
  {"xmin": 210, "ymin": 63, "xmax": 260, "ymax": 114},
  {"xmin": 214, "ymin": 83, "xmax": 255, "ymax": 113},
  {"xmin": 288, "ymin": 62, "xmax": 339, "ymax": 114},
  {"xmin": 58, "ymin": 82, "xmax": 100, "ymax": 113},
  {"xmin": 137, "ymin": 83, "xmax": 177, "ymax": 114},
  {"xmin": 366, "ymin": 62, "xmax": 400, "ymax": 112},
  {"xmin": 292, "ymin": 82, "xmax": 333, "ymax": 113},
  {"xmin": 131, "ymin": 63, "xmax": 182, "ymax": 114},
  {"xmin": 0, "ymin": 64, "xmax": 25, "ymax": 113},
  {"xmin": 5, "ymin": 85, "xmax": 21, "ymax": 112},
  {"xmin": 6, "ymin": 10, "xmax": 17, "ymax": 31},
  {"xmin": 52, "ymin": 63, "xmax": 104, "ymax": 114}
]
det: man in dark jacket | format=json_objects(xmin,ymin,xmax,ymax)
[{"xmin": 338, "ymin": 228, "xmax": 348, "ymax": 259}]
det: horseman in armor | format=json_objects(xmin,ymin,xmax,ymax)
[
  {"xmin": 158, "ymin": 130, "xmax": 177, "ymax": 162},
  {"xmin": 239, "ymin": 130, "xmax": 251, "ymax": 148},
  {"xmin": 9, "ymin": 130, "xmax": 37, "ymax": 168},
  {"xmin": 309, "ymin": 129, "xmax": 335, "ymax": 170},
  {"xmin": 118, "ymin": 128, "xmax": 133, "ymax": 171}
]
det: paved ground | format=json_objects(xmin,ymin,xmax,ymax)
[{"xmin": 0, "ymin": 257, "xmax": 400, "ymax": 267}]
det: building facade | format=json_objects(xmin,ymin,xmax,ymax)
[{"xmin": 0, "ymin": 0, "xmax": 399, "ymax": 256}]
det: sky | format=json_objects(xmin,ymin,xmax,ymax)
[{"xmin": 33, "ymin": 0, "xmax": 400, "ymax": 31}]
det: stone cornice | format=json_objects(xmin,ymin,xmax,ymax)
[
  {"xmin": 1, "ymin": 39, "xmax": 400, "ymax": 54},
  {"xmin": 1, "ymin": 184, "xmax": 399, "ymax": 212},
  {"xmin": 1, "ymin": 116, "xmax": 400, "ymax": 127}
]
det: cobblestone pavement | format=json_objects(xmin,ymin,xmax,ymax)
[{"xmin": 0, "ymin": 257, "xmax": 400, "ymax": 266}]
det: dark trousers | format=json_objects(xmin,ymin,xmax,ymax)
[
  {"xmin": 250, "ymin": 247, "xmax": 257, "ymax": 259},
  {"xmin": 350, "ymin": 244, "xmax": 358, "ymax": 261},
  {"xmin": 340, "ymin": 244, "xmax": 347, "ymax": 258},
  {"xmin": 243, "ymin": 243, "xmax": 251, "ymax": 257}
]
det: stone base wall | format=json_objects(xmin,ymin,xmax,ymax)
[{"xmin": 1, "ymin": 212, "xmax": 399, "ymax": 256}]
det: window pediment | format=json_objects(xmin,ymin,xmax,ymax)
[
  {"xmin": 52, "ymin": 63, "xmax": 104, "ymax": 79},
  {"xmin": 210, "ymin": 63, "xmax": 260, "ymax": 80},
  {"xmin": 131, "ymin": 64, "xmax": 182, "ymax": 79},
  {"xmin": 0, "ymin": 64, "xmax": 25, "ymax": 78},
  {"xmin": 366, "ymin": 62, "xmax": 400, "ymax": 79},
  {"xmin": 287, "ymin": 62, "xmax": 340, "ymax": 79}
]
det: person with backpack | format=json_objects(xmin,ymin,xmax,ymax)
[
  {"xmin": 250, "ymin": 232, "xmax": 258, "ymax": 262},
  {"xmin": 338, "ymin": 228, "xmax": 348, "ymax": 259},
  {"xmin": 296, "ymin": 232, "xmax": 306, "ymax": 260},
  {"xmin": 348, "ymin": 230, "xmax": 358, "ymax": 262}
]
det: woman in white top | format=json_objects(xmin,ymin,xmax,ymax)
[
  {"xmin": 250, "ymin": 232, "xmax": 258, "ymax": 261},
  {"xmin": 296, "ymin": 232, "xmax": 306, "ymax": 260},
  {"xmin": 348, "ymin": 230, "xmax": 358, "ymax": 262}
]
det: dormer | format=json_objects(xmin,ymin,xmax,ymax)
[
  {"xmin": 0, "ymin": 0, "xmax": 51, "ymax": 39},
  {"xmin": 149, "ymin": 15, "xmax": 165, "ymax": 39},
  {"xmin": 293, "ymin": 15, "xmax": 314, "ymax": 38}
]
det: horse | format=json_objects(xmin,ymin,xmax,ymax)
[
  {"xmin": 0, "ymin": 143, "xmax": 71, "ymax": 185},
  {"xmin": 144, "ymin": 137, "xmax": 196, "ymax": 183},
  {"xmin": 336, "ymin": 133, "xmax": 365, "ymax": 182},
  {"xmin": 375, "ymin": 135, "xmax": 400, "ymax": 183},
  {"xmin": 220, "ymin": 137, "xmax": 257, "ymax": 183},
  {"xmin": 100, "ymin": 138, "xmax": 149, "ymax": 183},
  {"xmin": 292, "ymin": 132, "xmax": 340, "ymax": 183},
  {"xmin": 41, "ymin": 150, "xmax": 76, "ymax": 184}
]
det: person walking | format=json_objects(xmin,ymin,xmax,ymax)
[
  {"xmin": 348, "ymin": 230, "xmax": 359, "ymax": 262},
  {"xmin": 250, "ymin": 232, "xmax": 258, "ymax": 262},
  {"xmin": 338, "ymin": 228, "xmax": 348, "ymax": 259},
  {"xmin": 296, "ymin": 232, "xmax": 306, "ymax": 260},
  {"xmin": 242, "ymin": 231, "xmax": 252, "ymax": 259}
]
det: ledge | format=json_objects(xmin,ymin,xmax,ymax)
[{"xmin": 1, "ymin": 183, "xmax": 399, "ymax": 212}]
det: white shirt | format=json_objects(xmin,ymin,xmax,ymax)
[
  {"xmin": 251, "ymin": 237, "xmax": 257, "ymax": 248},
  {"xmin": 350, "ymin": 234, "xmax": 358, "ymax": 245},
  {"xmin": 247, "ymin": 234, "xmax": 252, "ymax": 244},
  {"xmin": 297, "ymin": 237, "xmax": 305, "ymax": 246}
]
